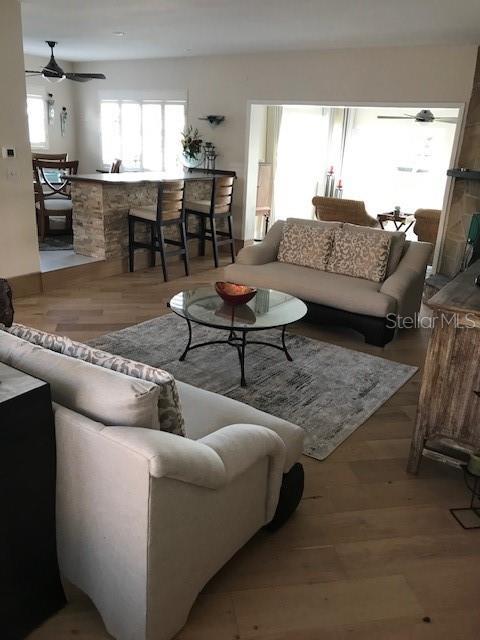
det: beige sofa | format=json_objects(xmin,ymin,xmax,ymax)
[
  {"xmin": 0, "ymin": 330, "xmax": 304, "ymax": 640},
  {"xmin": 226, "ymin": 220, "xmax": 432, "ymax": 346}
]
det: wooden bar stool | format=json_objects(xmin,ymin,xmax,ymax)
[
  {"xmin": 128, "ymin": 180, "xmax": 189, "ymax": 282},
  {"xmin": 185, "ymin": 175, "xmax": 236, "ymax": 268}
]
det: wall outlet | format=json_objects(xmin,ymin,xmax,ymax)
[{"xmin": 2, "ymin": 147, "xmax": 16, "ymax": 159}]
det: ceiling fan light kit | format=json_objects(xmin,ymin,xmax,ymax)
[{"xmin": 25, "ymin": 41, "xmax": 106, "ymax": 83}]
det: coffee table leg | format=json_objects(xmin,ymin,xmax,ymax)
[
  {"xmin": 282, "ymin": 325, "xmax": 293, "ymax": 361},
  {"xmin": 179, "ymin": 318, "xmax": 192, "ymax": 361}
]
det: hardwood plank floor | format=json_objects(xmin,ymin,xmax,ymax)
[{"xmin": 16, "ymin": 257, "xmax": 479, "ymax": 640}]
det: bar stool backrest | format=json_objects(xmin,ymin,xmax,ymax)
[
  {"xmin": 156, "ymin": 180, "xmax": 185, "ymax": 223},
  {"xmin": 212, "ymin": 176, "xmax": 234, "ymax": 214}
]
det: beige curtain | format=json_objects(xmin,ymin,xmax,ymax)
[{"xmin": 265, "ymin": 106, "xmax": 282, "ymax": 222}]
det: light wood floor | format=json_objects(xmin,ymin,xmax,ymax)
[{"xmin": 18, "ymin": 257, "xmax": 480, "ymax": 640}]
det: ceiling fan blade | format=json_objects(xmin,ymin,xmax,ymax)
[
  {"xmin": 65, "ymin": 72, "xmax": 106, "ymax": 82},
  {"xmin": 25, "ymin": 70, "xmax": 42, "ymax": 75},
  {"xmin": 435, "ymin": 117, "xmax": 458, "ymax": 123},
  {"xmin": 377, "ymin": 116, "xmax": 414, "ymax": 119}
]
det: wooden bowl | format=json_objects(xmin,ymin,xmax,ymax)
[{"xmin": 215, "ymin": 282, "xmax": 257, "ymax": 305}]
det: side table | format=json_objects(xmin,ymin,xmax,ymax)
[
  {"xmin": 377, "ymin": 211, "xmax": 415, "ymax": 232},
  {"xmin": 0, "ymin": 362, "xmax": 66, "ymax": 639}
]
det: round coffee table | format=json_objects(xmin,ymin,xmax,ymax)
[{"xmin": 168, "ymin": 286, "xmax": 307, "ymax": 387}]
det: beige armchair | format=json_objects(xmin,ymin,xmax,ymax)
[
  {"xmin": 413, "ymin": 208, "xmax": 441, "ymax": 245},
  {"xmin": 413, "ymin": 209, "xmax": 440, "ymax": 264},
  {"xmin": 312, "ymin": 196, "xmax": 378, "ymax": 227}
]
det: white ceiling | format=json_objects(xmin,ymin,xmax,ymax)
[{"xmin": 21, "ymin": 0, "xmax": 480, "ymax": 62}]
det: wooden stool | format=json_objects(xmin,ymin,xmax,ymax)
[
  {"xmin": 128, "ymin": 180, "xmax": 189, "ymax": 282},
  {"xmin": 185, "ymin": 175, "xmax": 235, "ymax": 268}
]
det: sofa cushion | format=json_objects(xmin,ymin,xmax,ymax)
[
  {"xmin": 6, "ymin": 323, "xmax": 185, "ymax": 436},
  {"xmin": 0, "ymin": 332, "xmax": 160, "ymax": 429},
  {"xmin": 277, "ymin": 219, "xmax": 335, "ymax": 270},
  {"xmin": 327, "ymin": 225, "xmax": 392, "ymax": 282},
  {"xmin": 224, "ymin": 261, "xmax": 397, "ymax": 317},
  {"xmin": 342, "ymin": 223, "xmax": 405, "ymax": 277}
]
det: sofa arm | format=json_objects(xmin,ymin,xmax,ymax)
[
  {"xmin": 380, "ymin": 241, "xmax": 432, "ymax": 318},
  {"xmin": 102, "ymin": 424, "xmax": 285, "ymax": 512},
  {"xmin": 236, "ymin": 221, "xmax": 285, "ymax": 266},
  {"xmin": 102, "ymin": 424, "xmax": 285, "ymax": 520}
]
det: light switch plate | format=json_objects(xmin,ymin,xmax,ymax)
[{"xmin": 1, "ymin": 147, "xmax": 16, "ymax": 159}]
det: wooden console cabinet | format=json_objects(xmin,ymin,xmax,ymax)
[
  {"xmin": 0, "ymin": 363, "xmax": 66, "ymax": 639},
  {"xmin": 408, "ymin": 262, "xmax": 480, "ymax": 473}
]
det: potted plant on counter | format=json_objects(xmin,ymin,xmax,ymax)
[{"xmin": 181, "ymin": 126, "xmax": 204, "ymax": 169}]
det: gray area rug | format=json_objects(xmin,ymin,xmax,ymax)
[
  {"xmin": 88, "ymin": 314, "xmax": 417, "ymax": 460},
  {"xmin": 39, "ymin": 235, "xmax": 74, "ymax": 251}
]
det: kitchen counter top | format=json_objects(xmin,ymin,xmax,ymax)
[{"xmin": 69, "ymin": 171, "xmax": 217, "ymax": 185}]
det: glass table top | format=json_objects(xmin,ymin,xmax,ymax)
[{"xmin": 169, "ymin": 286, "xmax": 307, "ymax": 331}]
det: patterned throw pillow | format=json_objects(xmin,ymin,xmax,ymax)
[
  {"xmin": 278, "ymin": 221, "xmax": 335, "ymax": 270},
  {"xmin": 327, "ymin": 226, "xmax": 392, "ymax": 283},
  {"xmin": 6, "ymin": 323, "xmax": 185, "ymax": 436},
  {"xmin": 341, "ymin": 223, "xmax": 405, "ymax": 277}
]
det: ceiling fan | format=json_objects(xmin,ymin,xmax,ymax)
[
  {"xmin": 25, "ymin": 41, "xmax": 106, "ymax": 83},
  {"xmin": 377, "ymin": 109, "xmax": 457, "ymax": 124}
]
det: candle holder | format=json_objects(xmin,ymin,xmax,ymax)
[{"xmin": 450, "ymin": 464, "xmax": 480, "ymax": 529}]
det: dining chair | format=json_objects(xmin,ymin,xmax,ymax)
[
  {"xmin": 185, "ymin": 175, "xmax": 236, "ymax": 268},
  {"xmin": 33, "ymin": 159, "xmax": 79, "ymax": 241},
  {"xmin": 128, "ymin": 180, "xmax": 189, "ymax": 282},
  {"xmin": 110, "ymin": 159, "xmax": 122, "ymax": 173},
  {"xmin": 312, "ymin": 196, "xmax": 378, "ymax": 227},
  {"xmin": 32, "ymin": 152, "xmax": 68, "ymax": 162}
]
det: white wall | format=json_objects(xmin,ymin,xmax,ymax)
[
  {"xmin": 0, "ymin": 1, "xmax": 40, "ymax": 279},
  {"xmin": 73, "ymin": 44, "xmax": 477, "ymax": 239},
  {"xmin": 25, "ymin": 54, "xmax": 77, "ymax": 160}
]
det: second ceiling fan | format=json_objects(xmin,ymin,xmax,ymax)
[
  {"xmin": 25, "ymin": 41, "xmax": 106, "ymax": 83},
  {"xmin": 377, "ymin": 109, "xmax": 457, "ymax": 124}
]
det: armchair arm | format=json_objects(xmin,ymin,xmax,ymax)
[
  {"xmin": 236, "ymin": 221, "xmax": 285, "ymax": 266},
  {"xmin": 380, "ymin": 241, "xmax": 432, "ymax": 317}
]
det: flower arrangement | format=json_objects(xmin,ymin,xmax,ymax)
[{"xmin": 181, "ymin": 126, "xmax": 203, "ymax": 160}]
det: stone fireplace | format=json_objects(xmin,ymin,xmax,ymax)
[{"xmin": 440, "ymin": 48, "xmax": 480, "ymax": 277}]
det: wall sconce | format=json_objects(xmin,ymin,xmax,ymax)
[
  {"xmin": 60, "ymin": 106, "xmax": 68, "ymax": 137},
  {"xmin": 199, "ymin": 115, "xmax": 225, "ymax": 127},
  {"xmin": 46, "ymin": 93, "xmax": 55, "ymax": 125}
]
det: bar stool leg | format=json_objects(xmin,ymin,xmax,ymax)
[
  {"xmin": 150, "ymin": 223, "xmax": 156, "ymax": 268},
  {"xmin": 180, "ymin": 221, "xmax": 190, "ymax": 277},
  {"xmin": 157, "ymin": 223, "xmax": 168, "ymax": 282},
  {"xmin": 210, "ymin": 215, "xmax": 219, "ymax": 268},
  {"xmin": 128, "ymin": 217, "xmax": 135, "ymax": 273},
  {"xmin": 199, "ymin": 215, "xmax": 206, "ymax": 257},
  {"xmin": 227, "ymin": 214, "xmax": 235, "ymax": 263}
]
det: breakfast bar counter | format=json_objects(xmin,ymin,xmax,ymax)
[{"xmin": 69, "ymin": 171, "xmax": 215, "ymax": 260}]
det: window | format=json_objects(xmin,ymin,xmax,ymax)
[
  {"xmin": 27, "ymin": 95, "xmax": 48, "ymax": 148},
  {"xmin": 100, "ymin": 100, "xmax": 186, "ymax": 171}
]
